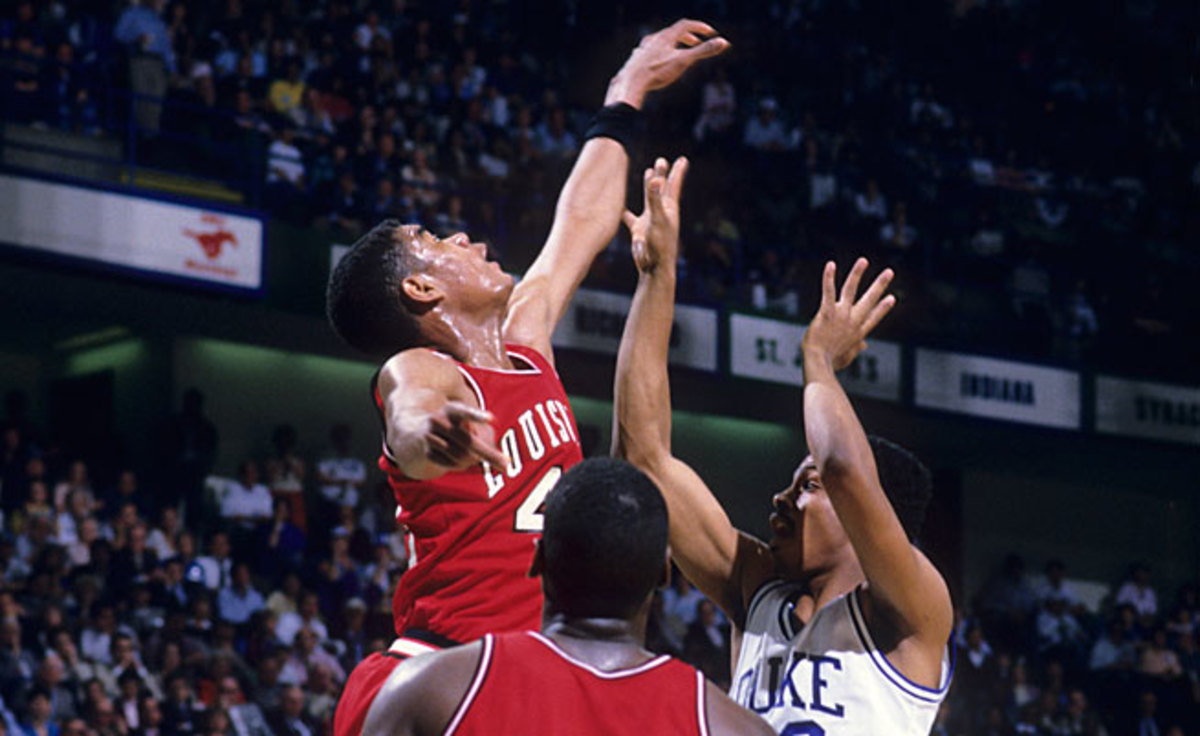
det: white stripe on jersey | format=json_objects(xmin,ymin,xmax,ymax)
[{"xmin": 730, "ymin": 580, "xmax": 953, "ymax": 736}]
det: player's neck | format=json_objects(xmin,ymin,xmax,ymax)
[
  {"xmin": 424, "ymin": 309, "xmax": 512, "ymax": 369},
  {"xmin": 805, "ymin": 555, "xmax": 864, "ymax": 612},
  {"xmin": 541, "ymin": 615, "xmax": 654, "ymax": 670}
]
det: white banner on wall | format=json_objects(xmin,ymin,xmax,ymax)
[
  {"xmin": 1095, "ymin": 376, "xmax": 1200, "ymax": 445},
  {"xmin": 728, "ymin": 313, "xmax": 902, "ymax": 401},
  {"xmin": 0, "ymin": 174, "xmax": 264, "ymax": 291},
  {"xmin": 551, "ymin": 288, "xmax": 718, "ymax": 371},
  {"xmin": 914, "ymin": 349, "xmax": 1080, "ymax": 429}
]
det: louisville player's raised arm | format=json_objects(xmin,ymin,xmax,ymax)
[
  {"xmin": 377, "ymin": 349, "xmax": 508, "ymax": 481},
  {"xmin": 362, "ymin": 644, "xmax": 483, "ymax": 736},
  {"xmin": 503, "ymin": 20, "xmax": 728, "ymax": 363},
  {"xmin": 800, "ymin": 260, "xmax": 953, "ymax": 662},
  {"xmin": 612, "ymin": 159, "xmax": 772, "ymax": 626}
]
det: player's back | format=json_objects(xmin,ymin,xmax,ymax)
[
  {"xmin": 448, "ymin": 632, "xmax": 708, "ymax": 736},
  {"xmin": 373, "ymin": 344, "xmax": 584, "ymax": 644}
]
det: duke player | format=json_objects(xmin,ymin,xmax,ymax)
[
  {"xmin": 361, "ymin": 458, "xmax": 774, "ymax": 736},
  {"xmin": 615, "ymin": 158, "xmax": 954, "ymax": 734},
  {"xmin": 325, "ymin": 20, "xmax": 729, "ymax": 736}
]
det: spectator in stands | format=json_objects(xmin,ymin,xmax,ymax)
[
  {"xmin": 879, "ymin": 201, "xmax": 917, "ymax": 252},
  {"xmin": 267, "ymin": 60, "xmax": 304, "ymax": 118},
  {"xmin": 744, "ymin": 98, "xmax": 789, "ymax": 151},
  {"xmin": 145, "ymin": 507, "xmax": 179, "ymax": 562},
  {"xmin": 160, "ymin": 673, "xmax": 203, "ymax": 736},
  {"xmin": 52, "ymin": 462, "xmax": 94, "ymax": 516},
  {"xmin": 265, "ymin": 126, "xmax": 306, "ymax": 217},
  {"xmin": 216, "ymin": 676, "xmax": 269, "ymax": 736},
  {"xmin": 264, "ymin": 426, "xmax": 305, "ymax": 533},
  {"xmin": 315, "ymin": 425, "xmax": 364, "ymax": 517},
  {"xmin": 191, "ymin": 532, "xmax": 233, "ymax": 592},
  {"xmin": 1117, "ymin": 563, "xmax": 1159, "ymax": 620},
  {"xmin": 219, "ymin": 462, "xmax": 271, "ymax": 545},
  {"xmin": 1036, "ymin": 559, "xmax": 1085, "ymax": 614},
  {"xmin": 268, "ymin": 685, "xmax": 312, "ymax": 736},
  {"xmin": 217, "ymin": 563, "xmax": 264, "ymax": 628},
  {"xmin": 1139, "ymin": 628, "xmax": 1183, "ymax": 683},
  {"xmin": 101, "ymin": 471, "xmax": 148, "ymax": 522},
  {"xmin": 30, "ymin": 655, "xmax": 75, "ymax": 724},
  {"xmin": 111, "ymin": 523, "xmax": 157, "ymax": 594},
  {"xmin": 113, "ymin": 0, "xmax": 174, "ymax": 135},
  {"xmin": 693, "ymin": 66, "xmax": 736, "ymax": 146},
  {"xmin": 259, "ymin": 500, "xmax": 304, "ymax": 580},
  {"xmin": 853, "ymin": 177, "xmax": 888, "ymax": 223},
  {"xmin": 274, "ymin": 592, "xmax": 325, "ymax": 647}
]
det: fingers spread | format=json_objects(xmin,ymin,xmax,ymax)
[
  {"xmin": 621, "ymin": 209, "xmax": 640, "ymax": 234},
  {"xmin": 821, "ymin": 261, "xmax": 837, "ymax": 305},
  {"xmin": 839, "ymin": 257, "xmax": 869, "ymax": 303},
  {"xmin": 466, "ymin": 433, "xmax": 510, "ymax": 471},
  {"xmin": 862, "ymin": 294, "xmax": 897, "ymax": 335},
  {"xmin": 666, "ymin": 156, "xmax": 689, "ymax": 200},
  {"xmin": 857, "ymin": 268, "xmax": 894, "ymax": 311}
]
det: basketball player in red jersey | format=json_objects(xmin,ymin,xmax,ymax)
[
  {"xmin": 326, "ymin": 19, "xmax": 729, "ymax": 736},
  {"xmin": 362, "ymin": 458, "xmax": 773, "ymax": 736}
]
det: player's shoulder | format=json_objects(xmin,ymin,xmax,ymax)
[
  {"xmin": 378, "ymin": 348, "xmax": 460, "ymax": 390},
  {"xmin": 367, "ymin": 640, "xmax": 487, "ymax": 736}
]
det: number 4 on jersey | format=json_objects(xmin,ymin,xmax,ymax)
[{"xmin": 514, "ymin": 466, "xmax": 562, "ymax": 532}]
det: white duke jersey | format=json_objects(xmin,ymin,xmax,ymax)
[{"xmin": 731, "ymin": 580, "xmax": 953, "ymax": 736}]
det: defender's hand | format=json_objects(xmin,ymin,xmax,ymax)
[
  {"xmin": 802, "ymin": 258, "xmax": 896, "ymax": 371},
  {"xmin": 622, "ymin": 156, "xmax": 688, "ymax": 274},
  {"xmin": 608, "ymin": 19, "xmax": 730, "ymax": 108},
  {"xmin": 423, "ymin": 401, "xmax": 509, "ymax": 472}
]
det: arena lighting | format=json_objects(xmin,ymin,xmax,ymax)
[{"xmin": 51, "ymin": 325, "xmax": 131, "ymax": 351}]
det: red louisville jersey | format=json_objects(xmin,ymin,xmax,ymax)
[
  {"xmin": 447, "ymin": 632, "xmax": 711, "ymax": 736},
  {"xmin": 373, "ymin": 344, "xmax": 584, "ymax": 643}
]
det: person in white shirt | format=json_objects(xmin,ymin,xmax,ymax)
[
  {"xmin": 145, "ymin": 507, "xmax": 180, "ymax": 561},
  {"xmin": 853, "ymin": 178, "xmax": 887, "ymax": 222},
  {"xmin": 1115, "ymin": 563, "xmax": 1159, "ymax": 619},
  {"xmin": 316, "ymin": 424, "xmax": 366, "ymax": 510},
  {"xmin": 190, "ymin": 531, "xmax": 233, "ymax": 591},
  {"xmin": 743, "ymin": 98, "xmax": 789, "ymax": 151},
  {"xmin": 275, "ymin": 591, "xmax": 327, "ymax": 646},
  {"xmin": 221, "ymin": 462, "xmax": 273, "ymax": 530}
]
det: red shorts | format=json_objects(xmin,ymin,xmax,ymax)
[{"xmin": 333, "ymin": 638, "xmax": 444, "ymax": 736}]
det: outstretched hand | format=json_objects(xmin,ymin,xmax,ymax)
[
  {"xmin": 802, "ymin": 258, "xmax": 896, "ymax": 371},
  {"xmin": 622, "ymin": 156, "xmax": 688, "ymax": 274},
  {"xmin": 608, "ymin": 19, "xmax": 730, "ymax": 107},
  {"xmin": 423, "ymin": 401, "xmax": 509, "ymax": 473}
]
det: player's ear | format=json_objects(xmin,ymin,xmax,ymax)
[
  {"xmin": 401, "ymin": 273, "xmax": 443, "ymax": 306},
  {"xmin": 528, "ymin": 540, "xmax": 545, "ymax": 579}
]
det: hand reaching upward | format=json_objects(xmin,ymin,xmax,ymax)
[
  {"xmin": 622, "ymin": 156, "xmax": 688, "ymax": 275},
  {"xmin": 607, "ymin": 20, "xmax": 731, "ymax": 108},
  {"xmin": 802, "ymin": 258, "xmax": 896, "ymax": 371}
]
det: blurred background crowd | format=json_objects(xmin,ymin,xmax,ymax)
[
  {"xmin": 1, "ymin": 0, "xmax": 1197, "ymax": 377},
  {"xmin": 1, "ymin": 0, "xmax": 1198, "ymax": 734}
]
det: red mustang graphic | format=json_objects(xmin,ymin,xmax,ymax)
[{"xmin": 184, "ymin": 227, "xmax": 238, "ymax": 260}]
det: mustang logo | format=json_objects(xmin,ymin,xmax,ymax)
[{"xmin": 184, "ymin": 228, "xmax": 238, "ymax": 260}]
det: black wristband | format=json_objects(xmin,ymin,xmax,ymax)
[{"xmin": 584, "ymin": 103, "xmax": 646, "ymax": 156}]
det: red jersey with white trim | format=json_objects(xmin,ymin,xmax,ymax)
[
  {"xmin": 373, "ymin": 344, "xmax": 584, "ymax": 643},
  {"xmin": 446, "ymin": 632, "xmax": 710, "ymax": 736}
]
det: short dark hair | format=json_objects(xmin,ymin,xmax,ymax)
[
  {"xmin": 868, "ymin": 435, "xmax": 933, "ymax": 543},
  {"xmin": 326, "ymin": 219, "xmax": 421, "ymax": 358},
  {"xmin": 541, "ymin": 458, "xmax": 668, "ymax": 618}
]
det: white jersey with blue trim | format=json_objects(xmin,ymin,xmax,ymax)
[{"xmin": 730, "ymin": 580, "xmax": 953, "ymax": 736}]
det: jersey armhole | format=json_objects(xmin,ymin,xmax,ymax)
[
  {"xmin": 695, "ymin": 671, "xmax": 711, "ymax": 736},
  {"xmin": 743, "ymin": 578, "xmax": 787, "ymax": 623},
  {"xmin": 846, "ymin": 587, "xmax": 955, "ymax": 703},
  {"xmin": 443, "ymin": 635, "xmax": 494, "ymax": 736}
]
